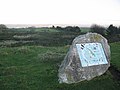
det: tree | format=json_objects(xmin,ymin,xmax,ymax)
[
  {"xmin": 90, "ymin": 24, "xmax": 106, "ymax": 36},
  {"xmin": 0, "ymin": 24, "xmax": 8, "ymax": 33},
  {"xmin": 106, "ymin": 24, "xmax": 118, "ymax": 35},
  {"xmin": 56, "ymin": 26, "xmax": 81, "ymax": 32},
  {"xmin": 65, "ymin": 26, "xmax": 81, "ymax": 32},
  {"xmin": 74, "ymin": 26, "xmax": 81, "ymax": 32},
  {"xmin": 118, "ymin": 27, "xmax": 120, "ymax": 34},
  {"xmin": 65, "ymin": 26, "xmax": 73, "ymax": 31},
  {"xmin": 56, "ymin": 26, "xmax": 62, "ymax": 30},
  {"xmin": 52, "ymin": 25, "xmax": 55, "ymax": 29}
]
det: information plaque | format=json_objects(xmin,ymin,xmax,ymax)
[{"xmin": 76, "ymin": 43, "xmax": 108, "ymax": 67}]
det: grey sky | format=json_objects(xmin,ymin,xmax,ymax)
[{"xmin": 0, "ymin": 0, "xmax": 120, "ymax": 27}]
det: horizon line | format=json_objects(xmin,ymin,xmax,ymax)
[{"xmin": 4, "ymin": 24, "xmax": 119, "ymax": 28}]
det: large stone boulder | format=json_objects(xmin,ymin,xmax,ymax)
[{"xmin": 58, "ymin": 33, "xmax": 110, "ymax": 84}]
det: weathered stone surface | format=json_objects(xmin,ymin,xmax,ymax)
[{"xmin": 58, "ymin": 33, "xmax": 110, "ymax": 84}]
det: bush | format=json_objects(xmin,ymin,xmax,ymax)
[
  {"xmin": 90, "ymin": 24, "xmax": 106, "ymax": 36},
  {"xmin": 106, "ymin": 24, "xmax": 119, "ymax": 35},
  {"xmin": 0, "ymin": 24, "xmax": 8, "ymax": 33},
  {"xmin": 56, "ymin": 26, "xmax": 81, "ymax": 32}
]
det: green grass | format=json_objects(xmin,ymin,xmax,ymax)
[
  {"xmin": 81, "ymin": 28, "xmax": 91, "ymax": 33},
  {"xmin": 110, "ymin": 42, "xmax": 120, "ymax": 70},
  {"xmin": 35, "ymin": 28, "xmax": 60, "ymax": 32},
  {"xmin": 0, "ymin": 42, "xmax": 120, "ymax": 90},
  {"xmin": 0, "ymin": 29, "xmax": 81, "ymax": 47}
]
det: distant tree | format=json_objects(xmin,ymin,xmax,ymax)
[
  {"xmin": 106, "ymin": 24, "xmax": 118, "ymax": 35},
  {"xmin": 65, "ymin": 26, "xmax": 73, "ymax": 31},
  {"xmin": 74, "ymin": 26, "xmax": 81, "ymax": 32},
  {"xmin": 0, "ymin": 24, "xmax": 8, "ymax": 33},
  {"xmin": 56, "ymin": 26, "xmax": 81, "ymax": 32},
  {"xmin": 65, "ymin": 26, "xmax": 81, "ymax": 32},
  {"xmin": 116, "ymin": 26, "xmax": 120, "ymax": 34},
  {"xmin": 52, "ymin": 25, "xmax": 55, "ymax": 29},
  {"xmin": 56, "ymin": 26, "xmax": 62, "ymax": 30},
  {"xmin": 118, "ymin": 27, "xmax": 120, "ymax": 34},
  {"xmin": 90, "ymin": 24, "xmax": 106, "ymax": 36}
]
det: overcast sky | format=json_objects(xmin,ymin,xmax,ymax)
[{"xmin": 0, "ymin": 0, "xmax": 120, "ymax": 26}]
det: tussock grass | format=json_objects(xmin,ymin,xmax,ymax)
[{"xmin": 0, "ymin": 43, "xmax": 120, "ymax": 90}]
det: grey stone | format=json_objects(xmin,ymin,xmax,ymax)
[{"xmin": 58, "ymin": 33, "xmax": 110, "ymax": 84}]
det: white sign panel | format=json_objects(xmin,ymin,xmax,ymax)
[{"xmin": 76, "ymin": 43, "xmax": 108, "ymax": 67}]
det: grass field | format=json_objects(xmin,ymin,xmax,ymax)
[
  {"xmin": 0, "ymin": 42, "xmax": 120, "ymax": 90},
  {"xmin": 110, "ymin": 42, "xmax": 120, "ymax": 70},
  {"xmin": 80, "ymin": 27, "xmax": 91, "ymax": 33},
  {"xmin": 0, "ymin": 27, "xmax": 120, "ymax": 90}
]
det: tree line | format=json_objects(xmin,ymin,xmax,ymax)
[
  {"xmin": 0, "ymin": 24, "xmax": 120, "ymax": 36},
  {"xmin": 0, "ymin": 24, "xmax": 120, "ymax": 43},
  {"xmin": 90, "ymin": 24, "xmax": 120, "ymax": 36},
  {"xmin": 90, "ymin": 24, "xmax": 120, "ymax": 42},
  {"xmin": 51, "ymin": 25, "xmax": 81, "ymax": 32}
]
